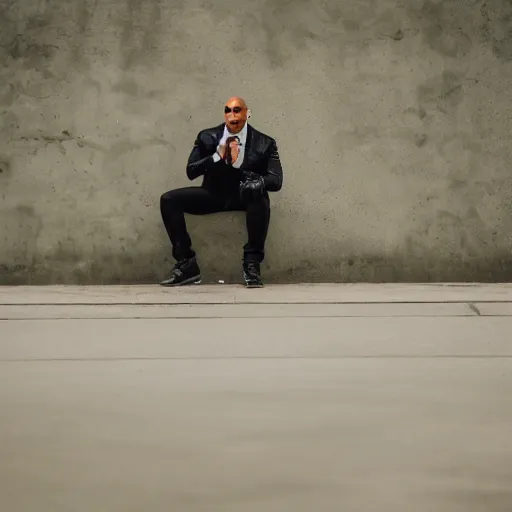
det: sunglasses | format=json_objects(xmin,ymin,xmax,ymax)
[{"xmin": 224, "ymin": 106, "xmax": 244, "ymax": 114}]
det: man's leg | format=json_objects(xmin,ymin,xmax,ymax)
[
  {"xmin": 160, "ymin": 186, "xmax": 224, "ymax": 260},
  {"xmin": 159, "ymin": 186, "xmax": 224, "ymax": 285},
  {"xmin": 244, "ymin": 194, "xmax": 270, "ymax": 264},
  {"xmin": 229, "ymin": 193, "xmax": 271, "ymax": 287}
]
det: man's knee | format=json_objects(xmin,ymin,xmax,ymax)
[
  {"xmin": 245, "ymin": 193, "xmax": 270, "ymax": 210},
  {"xmin": 160, "ymin": 189, "xmax": 181, "ymax": 210}
]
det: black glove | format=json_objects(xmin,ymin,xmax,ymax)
[{"xmin": 239, "ymin": 172, "xmax": 265, "ymax": 202}]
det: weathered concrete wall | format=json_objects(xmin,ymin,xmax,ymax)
[{"xmin": 1, "ymin": 0, "xmax": 511, "ymax": 284}]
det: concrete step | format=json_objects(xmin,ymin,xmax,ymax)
[{"xmin": 1, "ymin": 283, "xmax": 512, "ymax": 305}]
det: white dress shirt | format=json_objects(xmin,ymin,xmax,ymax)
[{"xmin": 212, "ymin": 122, "xmax": 248, "ymax": 168}]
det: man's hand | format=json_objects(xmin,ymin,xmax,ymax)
[
  {"xmin": 217, "ymin": 144, "xmax": 227, "ymax": 160},
  {"xmin": 239, "ymin": 172, "xmax": 265, "ymax": 202},
  {"xmin": 217, "ymin": 136, "xmax": 240, "ymax": 165},
  {"xmin": 227, "ymin": 137, "xmax": 240, "ymax": 164}
]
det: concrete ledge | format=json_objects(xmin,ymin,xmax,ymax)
[
  {"xmin": 0, "ymin": 302, "xmax": 482, "ymax": 320},
  {"xmin": 0, "ymin": 283, "xmax": 511, "ymax": 305}
]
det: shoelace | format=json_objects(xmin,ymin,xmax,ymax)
[
  {"xmin": 173, "ymin": 259, "xmax": 189, "ymax": 276},
  {"xmin": 246, "ymin": 262, "xmax": 259, "ymax": 275}
]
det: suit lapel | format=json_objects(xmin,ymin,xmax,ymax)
[
  {"xmin": 241, "ymin": 124, "xmax": 253, "ymax": 169},
  {"xmin": 215, "ymin": 123, "xmax": 225, "ymax": 144}
]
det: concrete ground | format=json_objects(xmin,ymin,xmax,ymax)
[{"xmin": 1, "ymin": 283, "xmax": 512, "ymax": 512}]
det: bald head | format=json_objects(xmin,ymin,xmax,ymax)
[
  {"xmin": 224, "ymin": 96, "xmax": 249, "ymax": 134},
  {"xmin": 226, "ymin": 96, "xmax": 247, "ymax": 109}
]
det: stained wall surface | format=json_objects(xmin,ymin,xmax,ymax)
[{"xmin": 1, "ymin": 0, "xmax": 511, "ymax": 284}]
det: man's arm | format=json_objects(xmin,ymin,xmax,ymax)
[
  {"xmin": 186, "ymin": 132, "xmax": 222, "ymax": 181},
  {"xmin": 263, "ymin": 139, "xmax": 283, "ymax": 192}
]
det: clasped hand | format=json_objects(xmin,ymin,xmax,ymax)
[{"xmin": 217, "ymin": 136, "xmax": 240, "ymax": 164}]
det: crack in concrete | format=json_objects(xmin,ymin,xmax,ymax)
[
  {"xmin": 468, "ymin": 302, "xmax": 482, "ymax": 316},
  {"xmin": 2, "ymin": 355, "xmax": 512, "ymax": 363}
]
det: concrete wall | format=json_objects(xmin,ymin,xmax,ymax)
[{"xmin": 1, "ymin": 0, "xmax": 511, "ymax": 285}]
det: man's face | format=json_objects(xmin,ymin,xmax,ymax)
[{"xmin": 224, "ymin": 98, "xmax": 248, "ymax": 134}]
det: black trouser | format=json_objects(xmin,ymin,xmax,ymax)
[{"xmin": 160, "ymin": 186, "xmax": 271, "ymax": 263}]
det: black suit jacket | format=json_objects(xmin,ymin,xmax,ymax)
[{"xmin": 186, "ymin": 123, "xmax": 283, "ymax": 196}]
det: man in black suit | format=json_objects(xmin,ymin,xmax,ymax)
[{"xmin": 159, "ymin": 97, "xmax": 283, "ymax": 287}]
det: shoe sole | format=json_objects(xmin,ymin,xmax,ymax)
[
  {"xmin": 243, "ymin": 273, "xmax": 264, "ymax": 288},
  {"xmin": 160, "ymin": 275, "xmax": 201, "ymax": 287}
]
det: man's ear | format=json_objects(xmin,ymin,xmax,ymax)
[{"xmin": 247, "ymin": 109, "xmax": 252, "ymax": 119}]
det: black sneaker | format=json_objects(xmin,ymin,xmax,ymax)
[
  {"xmin": 243, "ymin": 261, "xmax": 263, "ymax": 288},
  {"xmin": 160, "ymin": 257, "xmax": 201, "ymax": 286}
]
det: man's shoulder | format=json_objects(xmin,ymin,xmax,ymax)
[
  {"xmin": 197, "ymin": 124, "xmax": 224, "ymax": 138},
  {"xmin": 249, "ymin": 124, "xmax": 275, "ymax": 144}
]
